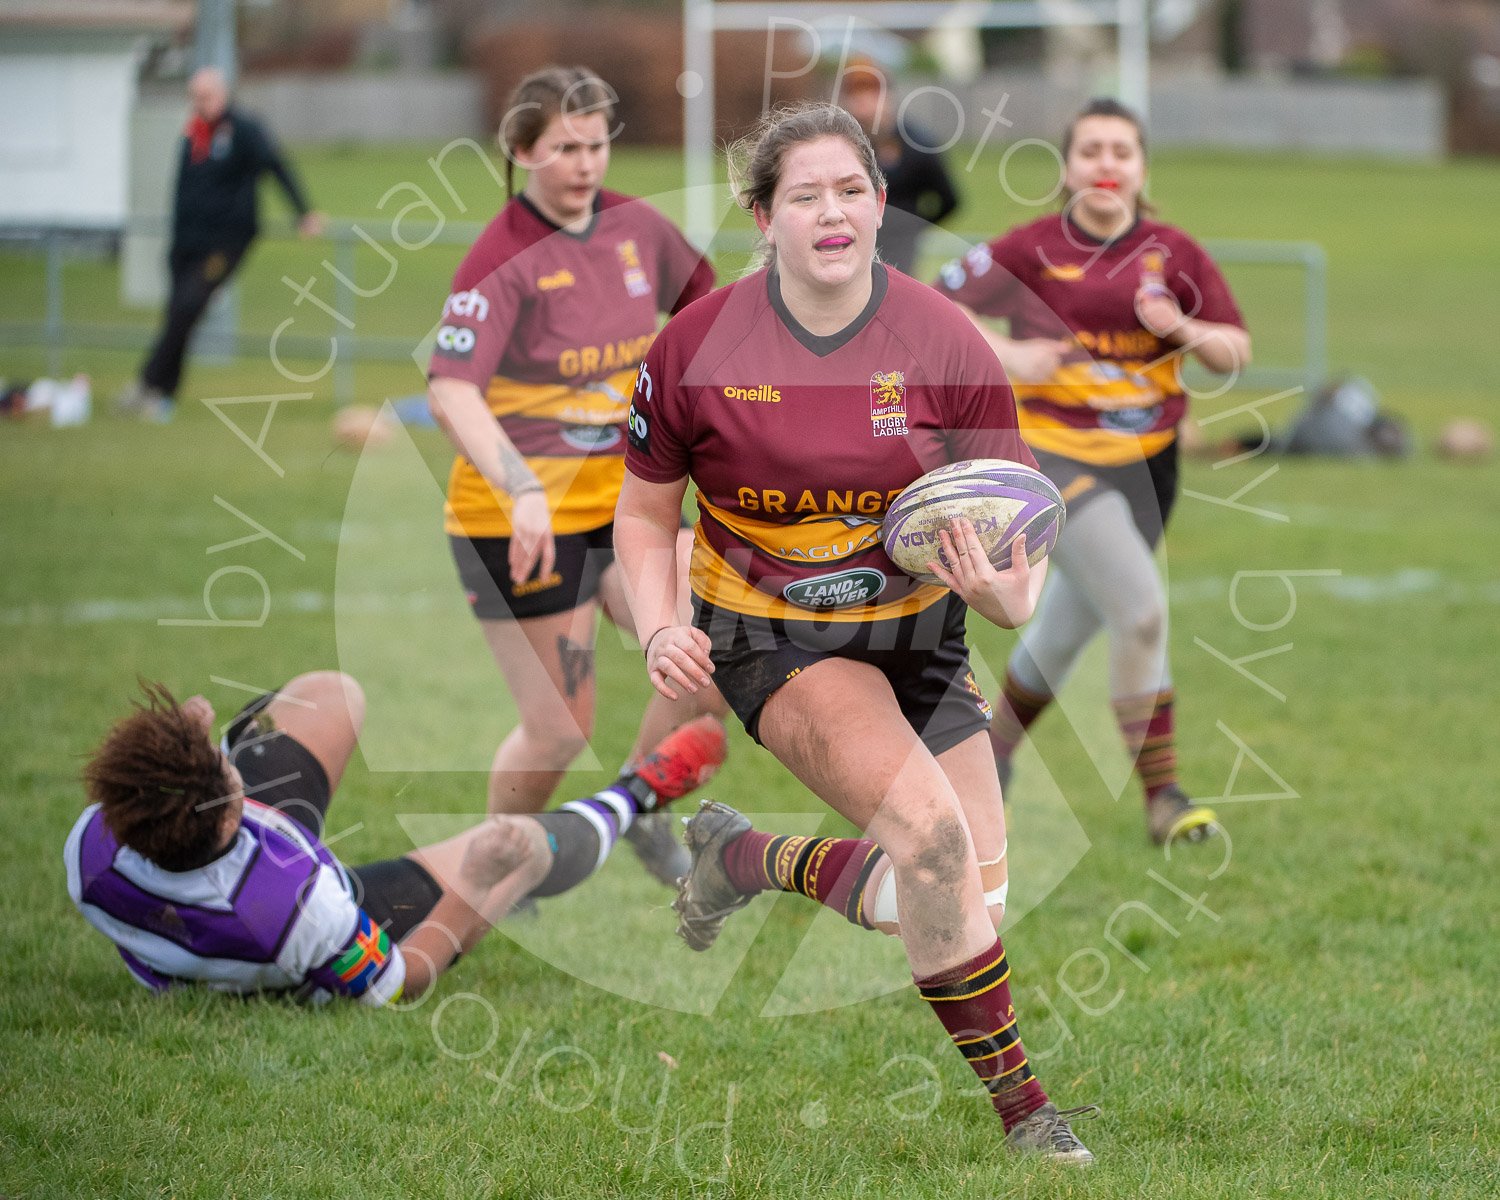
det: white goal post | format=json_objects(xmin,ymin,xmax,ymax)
[{"xmin": 681, "ymin": 0, "xmax": 1149, "ymax": 243}]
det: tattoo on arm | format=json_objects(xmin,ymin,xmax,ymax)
[
  {"xmin": 557, "ymin": 636, "xmax": 595, "ymax": 700},
  {"xmin": 497, "ymin": 440, "xmax": 542, "ymax": 497}
]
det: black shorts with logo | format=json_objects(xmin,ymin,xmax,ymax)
[
  {"xmin": 1032, "ymin": 441, "xmax": 1179, "ymax": 548},
  {"xmin": 450, "ymin": 524, "xmax": 616, "ymax": 621},
  {"xmin": 693, "ymin": 592, "xmax": 992, "ymax": 757},
  {"xmin": 226, "ymin": 691, "xmax": 441, "ymax": 941}
]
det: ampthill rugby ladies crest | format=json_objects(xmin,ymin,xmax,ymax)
[{"xmin": 870, "ymin": 370, "xmax": 909, "ymax": 437}]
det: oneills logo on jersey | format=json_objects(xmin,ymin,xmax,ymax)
[
  {"xmin": 616, "ymin": 240, "xmax": 651, "ymax": 299},
  {"xmin": 723, "ymin": 384, "xmax": 781, "ymax": 404},
  {"xmin": 537, "ymin": 269, "xmax": 575, "ymax": 291},
  {"xmin": 1042, "ymin": 263, "xmax": 1086, "ymax": 281},
  {"xmin": 870, "ymin": 370, "xmax": 909, "ymax": 438},
  {"xmin": 1141, "ymin": 250, "xmax": 1166, "ymax": 276}
]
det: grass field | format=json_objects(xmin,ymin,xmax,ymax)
[{"xmin": 2, "ymin": 142, "xmax": 1497, "ymax": 1198}]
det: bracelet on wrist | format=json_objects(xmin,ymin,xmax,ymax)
[{"xmin": 643, "ymin": 626, "xmax": 670, "ymax": 658}]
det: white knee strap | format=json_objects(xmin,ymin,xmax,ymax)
[
  {"xmin": 868, "ymin": 839, "xmax": 1009, "ymax": 929},
  {"xmin": 871, "ymin": 866, "xmax": 899, "ymax": 927},
  {"xmin": 979, "ymin": 838, "xmax": 1009, "ymax": 910}
]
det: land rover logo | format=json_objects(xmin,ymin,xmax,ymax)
[
  {"xmin": 782, "ymin": 568, "xmax": 887, "ymax": 609},
  {"xmin": 1099, "ymin": 404, "xmax": 1161, "ymax": 434},
  {"xmin": 560, "ymin": 425, "xmax": 624, "ymax": 451}
]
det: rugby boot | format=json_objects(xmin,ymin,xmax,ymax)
[
  {"xmin": 1145, "ymin": 784, "xmax": 1221, "ymax": 846},
  {"xmin": 620, "ymin": 716, "xmax": 727, "ymax": 885},
  {"xmin": 623, "ymin": 814, "xmax": 691, "ymax": 887},
  {"xmin": 628, "ymin": 715, "xmax": 727, "ymax": 805},
  {"xmin": 672, "ymin": 800, "xmax": 754, "ymax": 951},
  {"xmin": 1004, "ymin": 1103, "xmax": 1099, "ymax": 1165}
]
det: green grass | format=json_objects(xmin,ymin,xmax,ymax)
[{"xmin": 2, "ymin": 145, "xmax": 1498, "ymax": 1198}]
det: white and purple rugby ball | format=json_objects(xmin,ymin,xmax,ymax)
[{"xmin": 882, "ymin": 459, "xmax": 1066, "ymax": 585}]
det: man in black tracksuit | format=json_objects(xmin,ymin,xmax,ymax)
[
  {"xmin": 125, "ymin": 67, "xmax": 324, "ymax": 420},
  {"xmin": 839, "ymin": 61, "xmax": 961, "ymax": 277}
]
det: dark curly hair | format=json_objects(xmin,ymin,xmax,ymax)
[{"xmin": 83, "ymin": 682, "xmax": 236, "ymax": 871}]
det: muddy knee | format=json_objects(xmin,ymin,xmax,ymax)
[{"xmin": 891, "ymin": 810, "xmax": 971, "ymax": 891}]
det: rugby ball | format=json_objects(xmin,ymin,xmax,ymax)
[
  {"xmin": 331, "ymin": 404, "xmax": 395, "ymax": 451},
  {"xmin": 881, "ymin": 459, "xmax": 1065, "ymax": 585}
]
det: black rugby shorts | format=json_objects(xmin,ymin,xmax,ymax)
[
  {"xmin": 450, "ymin": 524, "xmax": 616, "ymax": 621},
  {"xmin": 694, "ymin": 592, "xmax": 992, "ymax": 756},
  {"xmin": 1031, "ymin": 441, "xmax": 1179, "ymax": 548},
  {"xmin": 228, "ymin": 692, "xmax": 443, "ymax": 941},
  {"xmin": 225, "ymin": 691, "xmax": 333, "ymax": 839}
]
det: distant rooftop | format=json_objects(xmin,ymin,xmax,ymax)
[{"xmin": 0, "ymin": 1, "xmax": 191, "ymax": 34}]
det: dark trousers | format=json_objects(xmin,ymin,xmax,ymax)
[{"xmin": 140, "ymin": 242, "xmax": 248, "ymax": 398}]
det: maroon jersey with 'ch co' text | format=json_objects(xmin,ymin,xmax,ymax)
[
  {"xmin": 625, "ymin": 265, "xmax": 1034, "ymax": 623},
  {"xmin": 429, "ymin": 190, "xmax": 714, "ymax": 536},
  {"xmin": 935, "ymin": 214, "xmax": 1244, "ymax": 466}
]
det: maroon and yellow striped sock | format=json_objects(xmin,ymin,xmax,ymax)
[
  {"xmin": 989, "ymin": 669, "xmax": 1053, "ymax": 764},
  {"xmin": 1113, "ymin": 688, "xmax": 1178, "ymax": 800},
  {"xmin": 722, "ymin": 831, "xmax": 886, "ymax": 930},
  {"xmin": 916, "ymin": 937, "xmax": 1049, "ymax": 1131}
]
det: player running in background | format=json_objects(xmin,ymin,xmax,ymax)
[
  {"xmin": 615, "ymin": 103, "xmax": 1095, "ymax": 1164},
  {"xmin": 935, "ymin": 98, "xmax": 1252, "ymax": 846},
  {"xmin": 426, "ymin": 66, "xmax": 724, "ymax": 882},
  {"xmin": 65, "ymin": 671, "xmax": 724, "ymax": 1006}
]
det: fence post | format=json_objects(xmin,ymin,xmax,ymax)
[
  {"xmin": 1303, "ymin": 243, "xmax": 1328, "ymax": 395},
  {"xmin": 43, "ymin": 229, "xmax": 64, "ymax": 378},
  {"xmin": 333, "ymin": 226, "xmax": 357, "ymax": 407}
]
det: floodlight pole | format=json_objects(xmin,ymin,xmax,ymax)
[
  {"xmin": 1117, "ymin": 0, "xmax": 1149, "ymax": 120},
  {"xmin": 684, "ymin": 0, "xmax": 716, "ymax": 248},
  {"xmin": 194, "ymin": 0, "xmax": 238, "ymax": 84}
]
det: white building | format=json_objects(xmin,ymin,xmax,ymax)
[{"xmin": 0, "ymin": 1, "xmax": 191, "ymax": 230}]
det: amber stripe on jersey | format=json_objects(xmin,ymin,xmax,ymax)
[
  {"xmin": 687, "ymin": 527, "xmax": 946, "ymax": 624},
  {"xmin": 697, "ymin": 496, "xmax": 886, "ymax": 566}
]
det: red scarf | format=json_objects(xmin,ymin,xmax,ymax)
[{"xmin": 185, "ymin": 114, "xmax": 222, "ymax": 163}]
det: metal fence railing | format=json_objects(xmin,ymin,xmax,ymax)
[{"xmin": 1, "ymin": 220, "xmax": 1325, "ymax": 404}]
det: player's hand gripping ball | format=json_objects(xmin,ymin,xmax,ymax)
[{"xmin": 881, "ymin": 459, "xmax": 1065, "ymax": 585}]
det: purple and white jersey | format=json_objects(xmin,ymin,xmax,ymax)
[{"xmin": 64, "ymin": 798, "xmax": 405, "ymax": 1007}]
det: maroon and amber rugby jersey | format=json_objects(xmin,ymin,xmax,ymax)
[
  {"xmin": 625, "ymin": 265, "xmax": 1034, "ymax": 623},
  {"xmin": 429, "ymin": 190, "xmax": 714, "ymax": 536},
  {"xmin": 936, "ymin": 214, "xmax": 1244, "ymax": 467}
]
